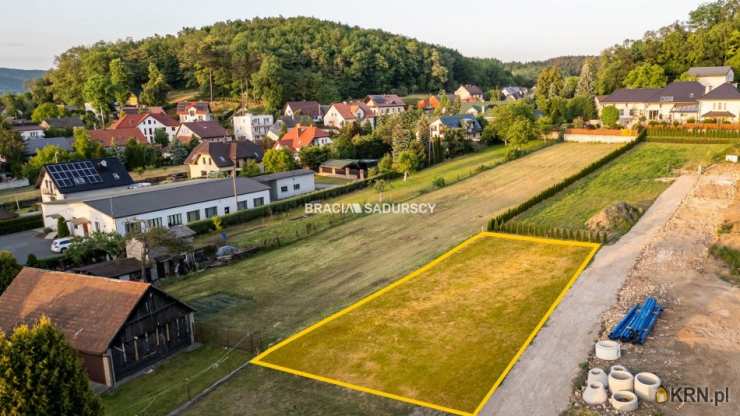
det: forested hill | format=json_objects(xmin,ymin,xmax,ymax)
[
  {"xmin": 43, "ymin": 16, "xmax": 517, "ymax": 110},
  {"xmin": 593, "ymin": 0, "xmax": 739, "ymax": 94},
  {"xmin": 0, "ymin": 68, "xmax": 45, "ymax": 93},
  {"xmin": 505, "ymin": 56, "xmax": 590, "ymax": 86}
]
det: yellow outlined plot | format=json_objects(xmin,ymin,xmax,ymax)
[{"xmin": 251, "ymin": 232, "xmax": 600, "ymax": 416}]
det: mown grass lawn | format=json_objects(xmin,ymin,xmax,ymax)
[
  {"xmin": 253, "ymin": 234, "xmax": 597, "ymax": 414},
  {"xmin": 516, "ymin": 143, "xmax": 730, "ymax": 231},
  {"xmin": 315, "ymin": 175, "xmax": 356, "ymax": 186},
  {"xmin": 101, "ymin": 345, "xmax": 248, "ymax": 416}
]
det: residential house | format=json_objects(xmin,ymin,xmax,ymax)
[
  {"xmin": 184, "ymin": 141, "xmax": 264, "ymax": 178},
  {"xmin": 501, "ymin": 86, "xmax": 528, "ymax": 101},
  {"xmin": 318, "ymin": 159, "xmax": 378, "ymax": 180},
  {"xmin": 323, "ymin": 101, "xmax": 376, "ymax": 130},
  {"xmin": 40, "ymin": 116, "xmax": 85, "ymax": 131},
  {"xmin": 597, "ymin": 66, "xmax": 740, "ymax": 123},
  {"xmin": 71, "ymin": 257, "xmax": 145, "ymax": 281},
  {"xmin": 455, "ymin": 84, "xmax": 484, "ymax": 102},
  {"xmin": 416, "ymin": 94, "xmax": 459, "ymax": 112},
  {"xmin": 254, "ymin": 169, "xmax": 315, "ymax": 200},
  {"xmin": 364, "ymin": 94, "xmax": 406, "ymax": 116},
  {"xmin": 176, "ymin": 101, "xmax": 212, "ymax": 122},
  {"xmin": 233, "ymin": 111, "xmax": 274, "ymax": 142},
  {"xmin": 175, "ymin": 121, "xmax": 232, "ymax": 144},
  {"xmin": 110, "ymin": 110, "xmax": 180, "ymax": 144},
  {"xmin": 430, "ymin": 114, "xmax": 483, "ymax": 141},
  {"xmin": 90, "ymin": 128, "xmax": 148, "ymax": 147},
  {"xmin": 0, "ymin": 268, "xmax": 195, "ymax": 387},
  {"xmin": 283, "ymin": 100, "xmax": 324, "ymax": 123},
  {"xmin": 265, "ymin": 116, "xmax": 300, "ymax": 142},
  {"xmin": 462, "ymin": 103, "xmax": 485, "ymax": 117},
  {"xmin": 274, "ymin": 125, "xmax": 332, "ymax": 153},
  {"xmin": 23, "ymin": 136, "xmax": 74, "ymax": 157},
  {"xmin": 11, "ymin": 121, "xmax": 44, "ymax": 140},
  {"xmin": 37, "ymin": 157, "xmax": 134, "ymax": 203}
]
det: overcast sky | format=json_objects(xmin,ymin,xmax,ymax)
[{"xmin": 1, "ymin": 0, "xmax": 703, "ymax": 70}]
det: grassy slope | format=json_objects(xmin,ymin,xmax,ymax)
[
  {"xmin": 257, "ymin": 236, "xmax": 594, "ymax": 413},
  {"xmin": 516, "ymin": 143, "xmax": 729, "ymax": 230}
]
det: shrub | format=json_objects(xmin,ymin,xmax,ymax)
[
  {"xmin": 0, "ymin": 214, "xmax": 44, "ymax": 236},
  {"xmin": 505, "ymin": 147, "xmax": 524, "ymax": 161},
  {"xmin": 432, "ymin": 177, "xmax": 446, "ymax": 188},
  {"xmin": 26, "ymin": 254, "xmax": 38, "ymax": 267},
  {"xmin": 57, "ymin": 217, "xmax": 70, "ymax": 238}
]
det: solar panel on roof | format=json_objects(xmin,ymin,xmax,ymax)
[{"xmin": 48, "ymin": 160, "xmax": 103, "ymax": 188}]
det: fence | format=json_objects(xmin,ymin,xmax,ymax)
[{"xmin": 194, "ymin": 322, "xmax": 265, "ymax": 354}]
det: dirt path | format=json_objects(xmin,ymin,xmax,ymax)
[
  {"xmin": 480, "ymin": 174, "xmax": 699, "ymax": 416},
  {"xmin": 569, "ymin": 165, "xmax": 740, "ymax": 416}
]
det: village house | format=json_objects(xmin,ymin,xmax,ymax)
[
  {"xmin": 430, "ymin": 114, "xmax": 483, "ymax": 141},
  {"xmin": 11, "ymin": 121, "xmax": 44, "ymax": 140},
  {"xmin": 233, "ymin": 111, "xmax": 274, "ymax": 142},
  {"xmin": 0, "ymin": 268, "xmax": 195, "ymax": 387},
  {"xmin": 283, "ymin": 100, "xmax": 324, "ymax": 123},
  {"xmin": 24, "ymin": 136, "xmax": 74, "ymax": 157},
  {"xmin": 89, "ymin": 128, "xmax": 148, "ymax": 147},
  {"xmin": 416, "ymin": 94, "xmax": 459, "ymax": 112},
  {"xmin": 109, "ymin": 109, "xmax": 180, "ymax": 143},
  {"xmin": 364, "ymin": 94, "xmax": 406, "ymax": 116},
  {"xmin": 455, "ymin": 84, "xmax": 484, "ymax": 102},
  {"xmin": 184, "ymin": 141, "xmax": 264, "ymax": 178},
  {"xmin": 501, "ymin": 86, "xmax": 528, "ymax": 101},
  {"xmin": 597, "ymin": 66, "xmax": 740, "ymax": 123},
  {"xmin": 40, "ymin": 116, "xmax": 85, "ymax": 131},
  {"xmin": 318, "ymin": 159, "xmax": 378, "ymax": 180},
  {"xmin": 323, "ymin": 101, "xmax": 376, "ymax": 130},
  {"xmin": 254, "ymin": 169, "xmax": 316, "ymax": 200},
  {"xmin": 274, "ymin": 125, "xmax": 332, "ymax": 153},
  {"xmin": 176, "ymin": 101, "xmax": 212, "ymax": 122},
  {"xmin": 175, "ymin": 120, "xmax": 232, "ymax": 143}
]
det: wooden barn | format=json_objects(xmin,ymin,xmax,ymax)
[{"xmin": 0, "ymin": 268, "xmax": 195, "ymax": 387}]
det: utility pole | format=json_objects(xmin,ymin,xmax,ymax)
[
  {"xmin": 232, "ymin": 166, "xmax": 239, "ymax": 210},
  {"xmin": 209, "ymin": 69, "xmax": 214, "ymax": 102}
]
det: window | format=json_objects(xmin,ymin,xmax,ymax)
[
  {"xmin": 293, "ymin": 183, "xmax": 300, "ymax": 191},
  {"xmin": 253, "ymin": 197, "xmax": 265, "ymax": 207},
  {"xmin": 186, "ymin": 210, "xmax": 201, "ymax": 223},
  {"xmin": 224, "ymin": 206, "xmax": 230, "ymax": 215},
  {"xmin": 125, "ymin": 221, "xmax": 141, "ymax": 234},
  {"xmin": 238, "ymin": 200, "xmax": 249, "ymax": 211},
  {"xmin": 146, "ymin": 217, "xmax": 163, "ymax": 229},
  {"xmin": 205, "ymin": 206, "xmax": 218, "ymax": 218},
  {"xmin": 280, "ymin": 185, "xmax": 288, "ymax": 192},
  {"xmin": 94, "ymin": 222, "xmax": 101, "ymax": 232},
  {"xmin": 168, "ymin": 213, "xmax": 182, "ymax": 227}
]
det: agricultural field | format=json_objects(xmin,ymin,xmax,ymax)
[
  {"xmin": 253, "ymin": 233, "xmax": 598, "ymax": 415},
  {"xmin": 516, "ymin": 142, "xmax": 730, "ymax": 232},
  {"xmin": 156, "ymin": 142, "xmax": 617, "ymax": 415},
  {"xmin": 0, "ymin": 185, "xmax": 39, "ymax": 205}
]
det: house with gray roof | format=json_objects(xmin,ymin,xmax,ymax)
[
  {"xmin": 254, "ymin": 168, "xmax": 315, "ymax": 200},
  {"xmin": 430, "ymin": 114, "xmax": 483, "ymax": 141}
]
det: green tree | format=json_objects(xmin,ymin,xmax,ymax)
[
  {"xmin": 31, "ymin": 102, "xmax": 62, "ymax": 123},
  {"xmin": 0, "ymin": 316, "xmax": 103, "ymax": 415},
  {"xmin": 561, "ymin": 76, "xmax": 580, "ymax": 99},
  {"xmin": 109, "ymin": 58, "xmax": 130, "ymax": 108},
  {"xmin": 298, "ymin": 146, "xmax": 330, "ymax": 170},
  {"xmin": 73, "ymin": 128, "xmax": 104, "ymax": 159},
  {"xmin": 153, "ymin": 128, "xmax": 170, "ymax": 146},
  {"xmin": 535, "ymin": 66, "xmax": 564, "ymax": 109},
  {"xmin": 373, "ymin": 179, "xmax": 387, "ymax": 202},
  {"xmin": 239, "ymin": 159, "xmax": 262, "ymax": 177},
  {"xmin": 575, "ymin": 57, "xmax": 598, "ymax": 97},
  {"xmin": 63, "ymin": 232, "xmax": 125, "ymax": 266},
  {"xmin": 601, "ymin": 105, "xmax": 620, "ymax": 128},
  {"xmin": 56, "ymin": 217, "xmax": 70, "ymax": 238},
  {"xmin": 82, "ymin": 74, "xmax": 113, "ymax": 121},
  {"xmin": 507, "ymin": 118, "xmax": 539, "ymax": 148},
  {"xmin": 140, "ymin": 63, "xmax": 170, "ymax": 105},
  {"xmin": 330, "ymin": 135, "xmax": 356, "ymax": 159},
  {"xmin": 169, "ymin": 140, "xmax": 189, "ymax": 165},
  {"xmin": 0, "ymin": 251, "xmax": 21, "ymax": 295},
  {"xmin": 123, "ymin": 139, "xmax": 161, "ymax": 170},
  {"xmin": 0, "ymin": 122, "xmax": 26, "ymax": 177},
  {"xmin": 263, "ymin": 148, "xmax": 296, "ymax": 173},
  {"xmin": 377, "ymin": 153, "xmax": 393, "ymax": 174},
  {"xmin": 23, "ymin": 145, "xmax": 73, "ymax": 182},
  {"xmin": 623, "ymin": 63, "xmax": 668, "ymax": 88},
  {"xmin": 490, "ymin": 101, "xmax": 536, "ymax": 146},
  {"xmin": 251, "ymin": 55, "xmax": 284, "ymax": 112},
  {"xmin": 392, "ymin": 150, "xmax": 419, "ymax": 181}
]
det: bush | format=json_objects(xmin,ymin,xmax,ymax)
[
  {"xmin": 432, "ymin": 177, "xmax": 446, "ymax": 188},
  {"xmin": 57, "ymin": 217, "xmax": 70, "ymax": 237},
  {"xmin": 0, "ymin": 214, "xmax": 43, "ymax": 236},
  {"xmin": 26, "ymin": 254, "xmax": 38, "ymax": 267},
  {"xmin": 505, "ymin": 147, "xmax": 524, "ymax": 161}
]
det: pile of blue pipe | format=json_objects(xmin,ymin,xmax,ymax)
[{"xmin": 608, "ymin": 297, "xmax": 663, "ymax": 344}]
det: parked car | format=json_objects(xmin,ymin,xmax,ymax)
[{"xmin": 51, "ymin": 237, "xmax": 72, "ymax": 253}]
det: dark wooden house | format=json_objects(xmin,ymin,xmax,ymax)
[{"xmin": 0, "ymin": 268, "xmax": 195, "ymax": 387}]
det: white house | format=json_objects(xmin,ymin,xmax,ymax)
[
  {"xmin": 454, "ymin": 84, "xmax": 484, "ymax": 102},
  {"xmin": 430, "ymin": 115, "xmax": 482, "ymax": 141},
  {"xmin": 175, "ymin": 121, "xmax": 232, "ymax": 143},
  {"xmin": 176, "ymin": 102, "xmax": 212, "ymax": 123},
  {"xmin": 323, "ymin": 102, "xmax": 376, "ymax": 130},
  {"xmin": 11, "ymin": 123, "xmax": 45, "ymax": 140},
  {"xmin": 698, "ymin": 82, "xmax": 740, "ymax": 121},
  {"xmin": 283, "ymin": 101, "xmax": 324, "ymax": 123},
  {"xmin": 364, "ymin": 95, "xmax": 406, "ymax": 116},
  {"xmin": 254, "ymin": 169, "xmax": 315, "ymax": 201},
  {"xmin": 109, "ymin": 111, "xmax": 179, "ymax": 143},
  {"xmin": 37, "ymin": 158, "xmax": 134, "ymax": 203},
  {"xmin": 233, "ymin": 112, "xmax": 274, "ymax": 142},
  {"xmin": 688, "ymin": 66, "xmax": 734, "ymax": 93},
  {"xmin": 184, "ymin": 141, "xmax": 264, "ymax": 178}
]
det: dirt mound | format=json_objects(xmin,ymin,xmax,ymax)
[{"xmin": 585, "ymin": 201, "xmax": 642, "ymax": 235}]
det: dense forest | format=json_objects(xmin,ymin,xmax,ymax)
[
  {"xmin": 504, "ymin": 56, "xmax": 589, "ymax": 86},
  {"xmin": 38, "ymin": 17, "xmax": 516, "ymax": 112}
]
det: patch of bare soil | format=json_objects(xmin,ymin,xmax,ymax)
[{"xmin": 568, "ymin": 164, "xmax": 740, "ymax": 416}]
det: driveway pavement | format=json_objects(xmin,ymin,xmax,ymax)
[
  {"xmin": 0, "ymin": 229, "xmax": 56, "ymax": 264},
  {"xmin": 480, "ymin": 175, "xmax": 698, "ymax": 416}
]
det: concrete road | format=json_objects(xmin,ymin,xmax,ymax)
[
  {"xmin": 0, "ymin": 229, "xmax": 56, "ymax": 264},
  {"xmin": 480, "ymin": 175, "xmax": 698, "ymax": 416}
]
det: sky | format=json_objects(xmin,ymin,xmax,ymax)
[{"xmin": 1, "ymin": 0, "xmax": 703, "ymax": 70}]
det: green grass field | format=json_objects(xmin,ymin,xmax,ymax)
[
  {"xmin": 101, "ymin": 346, "xmax": 249, "ymax": 416},
  {"xmin": 516, "ymin": 143, "xmax": 730, "ymax": 231},
  {"xmin": 253, "ymin": 234, "xmax": 597, "ymax": 414}
]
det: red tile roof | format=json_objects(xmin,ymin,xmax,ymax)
[
  {"xmin": 329, "ymin": 101, "xmax": 375, "ymax": 121},
  {"xmin": 276, "ymin": 125, "xmax": 331, "ymax": 151},
  {"xmin": 179, "ymin": 121, "xmax": 229, "ymax": 140},
  {"xmin": 177, "ymin": 101, "xmax": 210, "ymax": 115},
  {"xmin": 90, "ymin": 128, "xmax": 148, "ymax": 147},
  {"xmin": 110, "ymin": 112, "xmax": 179, "ymax": 129},
  {"xmin": 0, "ymin": 268, "xmax": 151, "ymax": 355}
]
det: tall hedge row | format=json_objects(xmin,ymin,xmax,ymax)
[
  {"xmin": 490, "ymin": 220, "xmax": 607, "ymax": 243},
  {"xmin": 0, "ymin": 214, "xmax": 43, "ymax": 236},
  {"xmin": 189, "ymin": 172, "xmax": 397, "ymax": 235},
  {"xmin": 486, "ymin": 131, "xmax": 646, "ymax": 240},
  {"xmin": 646, "ymin": 137, "xmax": 740, "ymax": 144},
  {"xmin": 647, "ymin": 127, "xmax": 740, "ymax": 140}
]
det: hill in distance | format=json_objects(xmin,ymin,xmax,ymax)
[{"xmin": 0, "ymin": 67, "xmax": 46, "ymax": 93}]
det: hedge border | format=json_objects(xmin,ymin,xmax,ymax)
[
  {"xmin": 646, "ymin": 137, "xmax": 740, "ymax": 145},
  {"xmin": 0, "ymin": 214, "xmax": 43, "ymax": 236},
  {"xmin": 188, "ymin": 172, "xmax": 397, "ymax": 235},
  {"xmin": 487, "ymin": 131, "xmax": 646, "ymax": 241},
  {"xmin": 647, "ymin": 127, "xmax": 740, "ymax": 140}
]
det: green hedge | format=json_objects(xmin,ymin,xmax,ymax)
[
  {"xmin": 189, "ymin": 172, "xmax": 397, "ymax": 235},
  {"xmin": 490, "ymin": 220, "xmax": 607, "ymax": 243},
  {"xmin": 486, "ymin": 131, "xmax": 646, "ymax": 239},
  {"xmin": 0, "ymin": 214, "xmax": 43, "ymax": 236},
  {"xmin": 647, "ymin": 127, "xmax": 740, "ymax": 140},
  {"xmin": 646, "ymin": 137, "xmax": 740, "ymax": 144}
]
